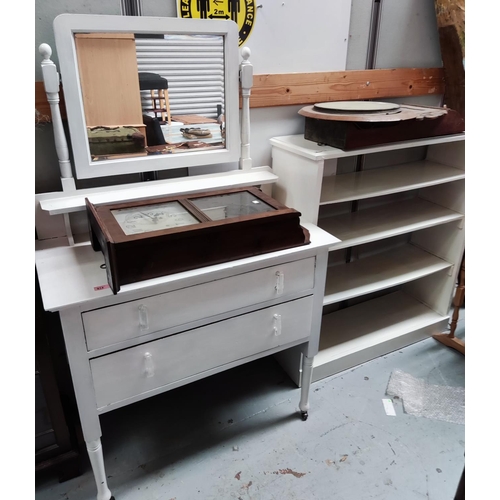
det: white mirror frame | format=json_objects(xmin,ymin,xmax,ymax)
[{"xmin": 53, "ymin": 14, "xmax": 240, "ymax": 180}]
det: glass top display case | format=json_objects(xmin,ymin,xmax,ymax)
[{"xmin": 86, "ymin": 187, "xmax": 310, "ymax": 293}]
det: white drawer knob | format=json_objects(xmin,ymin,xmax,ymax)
[
  {"xmin": 275, "ymin": 271, "xmax": 285, "ymax": 295},
  {"xmin": 138, "ymin": 304, "xmax": 149, "ymax": 331},
  {"xmin": 143, "ymin": 352, "xmax": 155, "ymax": 378},
  {"xmin": 273, "ymin": 314, "xmax": 282, "ymax": 336}
]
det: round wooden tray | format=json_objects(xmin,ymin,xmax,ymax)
[
  {"xmin": 299, "ymin": 103, "xmax": 448, "ymax": 123},
  {"xmin": 314, "ymin": 101, "xmax": 400, "ymax": 113}
]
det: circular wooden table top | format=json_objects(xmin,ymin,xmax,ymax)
[{"xmin": 298, "ymin": 102, "xmax": 448, "ymax": 123}]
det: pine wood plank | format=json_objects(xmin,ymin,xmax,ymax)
[
  {"xmin": 249, "ymin": 68, "xmax": 445, "ymax": 108},
  {"xmin": 35, "ymin": 67, "xmax": 446, "ymax": 123},
  {"xmin": 432, "ymin": 333, "xmax": 465, "ymax": 354}
]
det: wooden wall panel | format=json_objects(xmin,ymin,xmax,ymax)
[
  {"xmin": 249, "ymin": 68, "xmax": 445, "ymax": 108},
  {"xmin": 35, "ymin": 67, "xmax": 445, "ymax": 123}
]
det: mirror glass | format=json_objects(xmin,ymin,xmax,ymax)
[{"xmin": 54, "ymin": 14, "xmax": 240, "ymax": 180}]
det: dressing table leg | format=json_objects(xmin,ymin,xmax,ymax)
[
  {"xmin": 59, "ymin": 311, "xmax": 114, "ymax": 499},
  {"xmin": 299, "ymin": 355, "xmax": 314, "ymax": 421},
  {"xmin": 87, "ymin": 439, "xmax": 114, "ymax": 500}
]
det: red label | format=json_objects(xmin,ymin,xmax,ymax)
[{"xmin": 94, "ymin": 284, "xmax": 110, "ymax": 291}]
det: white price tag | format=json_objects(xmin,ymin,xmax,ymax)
[{"xmin": 382, "ymin": 398, "xmax": 396, "ymax": 417}]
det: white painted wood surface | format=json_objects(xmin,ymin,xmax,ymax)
[
  {"xmin": 321, "ymin": 198, "xmax": 463, "ymax": 251},
  {"xmin": 270, "ymin": 133, "xmax": 465, "ymax": 383},
  {"xmin": 319, "ymin": 160, "xmax": 465, "ymax": 204},
  {"xmin": 36, "ymin": 221, "xmax": 336, "ymax": 499},
  {"xmin": 83, "ymin": 257, "xmax": 315, "ymax": 350},
  {"xmin": 317, "ymin": 291, "xmax": 444, "ymax": 359},
  {"xmin": 39, "ymin": 43, "xmax": 73, "ymax": 182},
  {"xmin": 91, "ymin": 296, "xmax": 313, "ymax": 410},
  {"xmin": 313, "ymin": 291, "xmax": 447, "ymax": 383},
  {"xmin": 324, "ymin": 244, "xmax": 452, "ymax": 304},
  {"xmin": 269, "ymin": 133, "xmax": 465, "ymax": 161},
  {"xmin": 53, "ymin": 14, "xmax": 241, "ymax": 179},
  {"xmin": 35, "ymin": 223, "xmax": 336, "ymax": 313},
  {"xmin": 38, "ymin": 167, "xmax": 277, "ymax": 216},
  {"xmin": 37, "ymin": 14, "xmax": 340, "ymax": 500},
  {"xmin": 86, "ymin": 439, "xmax": 112, "ymax": 500},
  {"xmin": 239, "ymin": 46, "xmax": 252, "ymax": 170}
]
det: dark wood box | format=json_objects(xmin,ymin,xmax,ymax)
[
  {"xmin": 303, "ymin": 108, "xmax": 465, "ymax": 150},
  {"xmin": 86, "ymin": 187, "xmax": 310, "ymax": 294}
]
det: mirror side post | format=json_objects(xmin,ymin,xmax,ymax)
[
  {"xmin": 39, "ymin": 43, "xmax": 76, "ymax": 245},
  {"xmin": 39, "ymin": 43, "xmax": 76, "ymax": 192},
  {"xmin": 239, "ymin": 46, "xmax": 253, "ymax": 170}
]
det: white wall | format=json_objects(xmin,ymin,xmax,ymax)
[{"xmin": 34, "ymin": 0, "xmax": 122, "ymax": 81}]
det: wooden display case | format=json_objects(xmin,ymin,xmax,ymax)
[{"xmin": 86, "ymin": 187, "xmax": 310, "ymax": 293}]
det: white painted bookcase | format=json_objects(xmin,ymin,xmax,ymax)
[{"xmin": 269, "ymin": 133, "xmax": 465, "ymax": 385}]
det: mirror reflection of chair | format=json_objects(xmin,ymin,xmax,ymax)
[{"xmin": 139, "ymin": 72, "xmax": 171, "ymax": 126}]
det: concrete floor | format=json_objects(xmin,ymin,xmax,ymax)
[{"xmin": 35, "ymin": 311, "xmax": 465, "ymax": 500}]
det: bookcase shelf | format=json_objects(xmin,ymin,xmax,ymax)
[
  {"xmin": 319, "ymin": 160, "xmax": 464, "ymax": 204},
  {"xmin": 323, "ymin": 243, "xmax": 452, "ymax": 305},
  {"xmin": 321, "ymin": 197, "xmax": 463, "ymax": 251},
  {"xmin": 313, "ymin": 290, "xmax": 447, "ymax": 383},
  {"xmin": 270, "ymin": 133, "xmax": 465, "ymax": 385}
]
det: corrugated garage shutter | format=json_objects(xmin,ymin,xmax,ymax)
[{"xmin": 135, "ymin": 34, "xmax": 225, "ymax": 120}]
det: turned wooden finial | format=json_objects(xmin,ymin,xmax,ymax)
[
  {"xmin": 241, "ymin": 46, "xmax": 251, "ymax": 61},
  {"xmin": 39, "ymin": 43, "xmax": 52, "ymax": 61}
]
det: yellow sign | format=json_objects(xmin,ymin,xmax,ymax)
[{"xmin": 177, "ymin": 0, "xmax": 257, "ymax": 46}]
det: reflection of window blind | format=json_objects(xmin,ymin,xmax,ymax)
[{"xmin": 135, "ymin": 34, "xmax": 225, "ymax": 119}]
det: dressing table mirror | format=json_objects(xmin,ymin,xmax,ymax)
[
  {"xmin": 36, "ymin": 13, "xmax": 336, "ymax": 500},
  {"xmin": 54, "ymin": 13, "xmax": 240, "ymax": 179}
]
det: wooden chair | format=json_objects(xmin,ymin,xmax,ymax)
[
  {"xmin": 139, "ymin": 72, "xmax": 172, "ymax": 126},
  {"xmin": 433, "ymin": 252, "xmax": 465, "ymax": 354}
]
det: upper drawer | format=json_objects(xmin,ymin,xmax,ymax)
[{"xmin": 83, "ymin": 257, "xmax": 315, "ymax": 350}]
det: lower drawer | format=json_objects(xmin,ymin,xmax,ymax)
[{"xmin": 91, "ymin": 296, "xmax": 313, "ymax": 410}]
